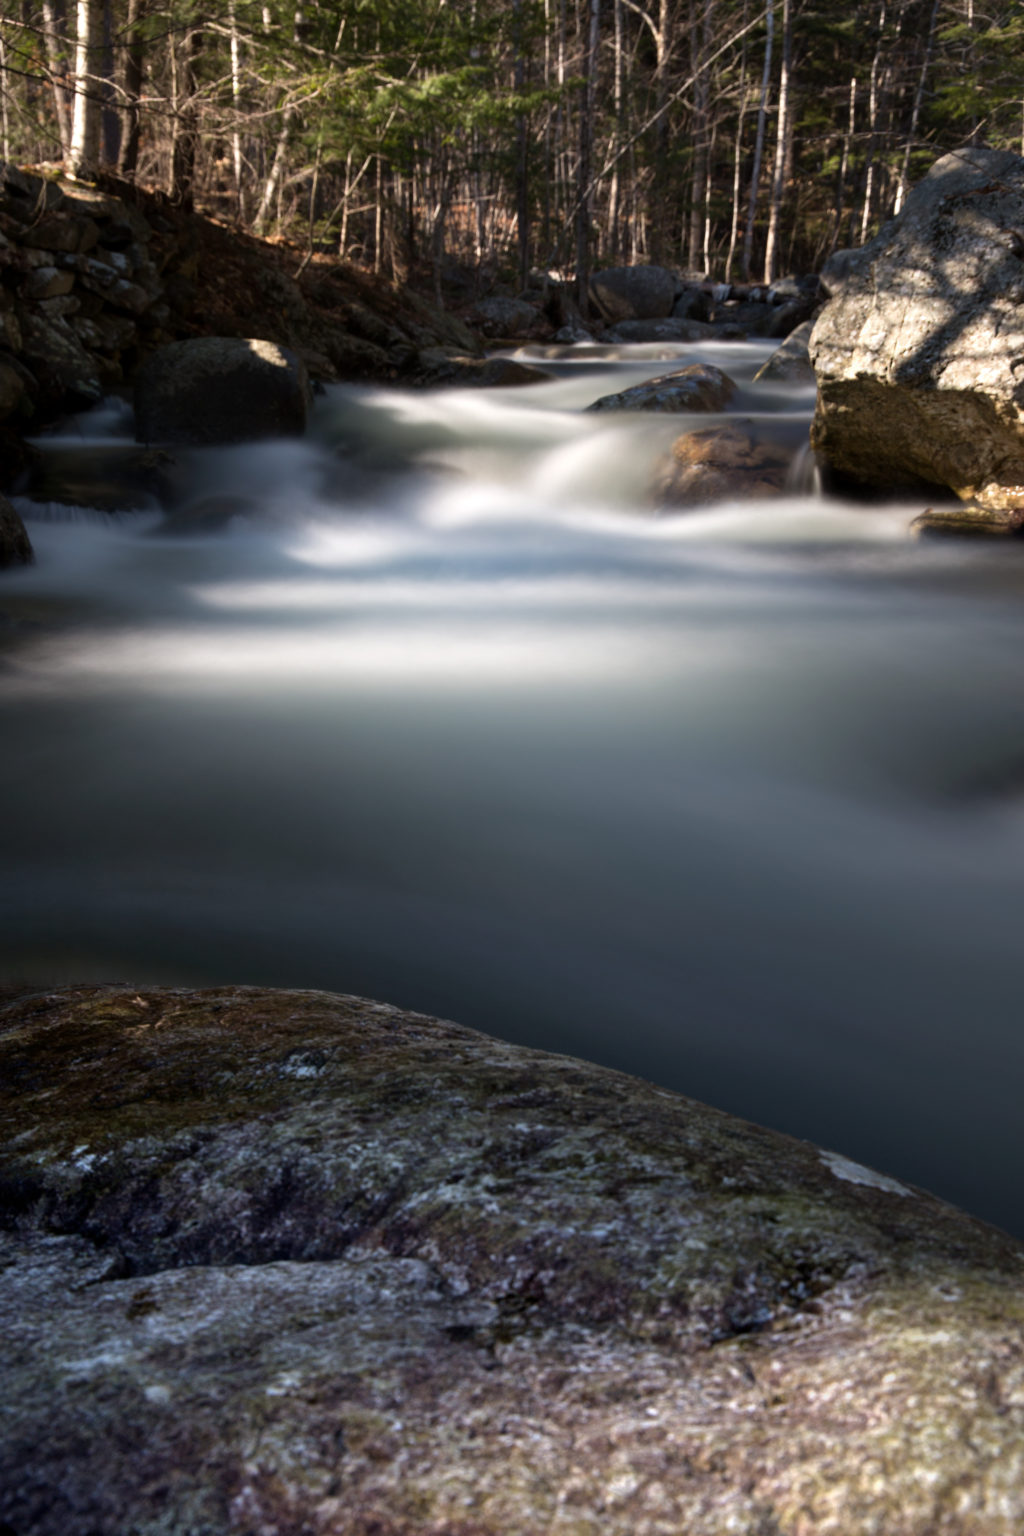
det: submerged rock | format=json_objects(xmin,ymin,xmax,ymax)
[
  {"xmin": 0, "ymin": 490, "xmax": 31, "ymax": 566},
  {"xmin": 911, "ymin": 504, "xmax": 1024, "ymax": 538},
  {"xmin": 134, "ymin": 336, "xmax": 310, "ymax": 446},
  {"xmin": 598, "ymin": 317, "xmax": 716, "ymax": 344},
  {"xmin": 1, "ymin": 983, "xmax": 1022, "ymax": 1535},
  {"xmin": 653, "ymin": 421, "xmax": 791, "ymax": 507},
  {"xmin": 811, "ymin": 145, "xmax": 1024, "ymax": 509},
  {"xmin": 586, "ymin": 362, "xmax": 737, "ymax": 413}
]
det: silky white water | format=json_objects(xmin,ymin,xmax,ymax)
[{"xmin": 3, "ymin": 339, "xmax": 1023, "ymax": 1236}]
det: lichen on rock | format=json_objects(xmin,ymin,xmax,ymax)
[{"xmin": 1, "ymin": 983, "xmax": 1022, "ymax": 1534}]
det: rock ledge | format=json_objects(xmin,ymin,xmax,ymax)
[{"xmin": 1, "ymin": 983, "xmax": 1022, "ymax": 1535}]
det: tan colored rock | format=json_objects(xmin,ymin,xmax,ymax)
[
  {"xmin": 910, "ymin": 504, "xmax": 1024, "ymax": 537},
  {"xmin": 654, "ymin": 421, "xmax": 791, "ymax": 506},
  {"xmin": 1, "ymin": 983, "xmax": 1022, "ymax": 1536},
  {"xmin": 811, "ymin": 146, "xmax": 1024, "ymax": 509}
]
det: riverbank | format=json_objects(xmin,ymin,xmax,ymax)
[
  {"xmin": 0, "ymin": 160, "xmax": 485, "ymax": 487},
  {"xmin": 2, "ymin": 982, "xmax": 1022, "ymax": 1535}
]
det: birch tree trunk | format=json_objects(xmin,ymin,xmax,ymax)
[
  {"xmin": 762, "ymin": 0, "xmax": 790, "ymax": 283},
  {"xmin": 41, "ymin": 0, "xmax": 73, "ymax": 159},
  {"xmin": 68, "ymin": 0, "xmax": 101, "ymax": 175},
  {"xmin": 741, "ymin": 0, "xmax": 773, "ymax": 281}
]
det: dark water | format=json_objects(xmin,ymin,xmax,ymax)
[{"xmin": 2, "ymin": 340, "xmax": 1023, "ymax": 1237}]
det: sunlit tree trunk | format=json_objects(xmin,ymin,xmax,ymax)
[
  {"xmin": 762, "ymin": 0, "xmax": 790, "ymax": 282},
  {"xmin": 41, "ymin": 0, "xmax": 73, "ymax": 158},
  {"xmin": 69, "ymin": 0, "xmax": 101, "ymax": 174}
]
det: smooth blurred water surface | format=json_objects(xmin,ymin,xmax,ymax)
[{"xmin": 2, "ymin": 339, "xmax": 1023, "ymax": 1236}]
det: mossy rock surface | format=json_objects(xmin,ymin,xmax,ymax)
[{"xmin": 1, "ymin": 983, "xmax": 1022, "ymax": 1535}]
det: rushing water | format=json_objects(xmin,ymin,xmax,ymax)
[{"xmin": 3, "ymin": 338, "xmax": 1024, "ymax": 1237}]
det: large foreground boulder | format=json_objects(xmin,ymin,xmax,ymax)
[
  {"xmin": 1, "ymin": 983, "xmax": 1023, "ymax": 1535},
  {"xmin": 811, "ymin": 145, "xmax": 1024, "ymax": 508},
  {"xmin": 134, "ymin": 337, "xmax": 310, "ymax": 446}
]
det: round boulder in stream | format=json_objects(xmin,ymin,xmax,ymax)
[
  {"xmin": 586, "ymin": 361, "xmax": 737, "ymax": 413},
  {"xmin": 1, "ymin": 984, "xmax": 1022, "ymax": 1535},
  {"xmin": 134, "ymin": 337, "xmax": 310, "ymax": 446},
  {"xmin": 653, "ymin": 421, "xmax": 791, "ymax": 507}
]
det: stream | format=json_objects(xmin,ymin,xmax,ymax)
[{"xmin": 2, "ymin": 337, "xmax": 1023, "ymax": 1237}]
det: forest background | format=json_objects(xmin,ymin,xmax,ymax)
[{"xmin": 0, "ymin": 0, "xmax": 1020, "ymax": 304}]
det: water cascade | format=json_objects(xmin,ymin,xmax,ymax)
[{"xmin": 2, "ymin": 338, "xmax": 1023, "ymax": 1236}]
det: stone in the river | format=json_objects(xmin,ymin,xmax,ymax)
[
  {"xmin": 811, "ymin": 145, "xmax": 1024, "ymax": 508},
  {"xmin": 590, "ymin": 263, "xmax": 678, "ymax": 323},
  {"xmin": 1, "ymin": 982, "xmax": 1022, "ymax": 1536},
  {"xmin": 653, "ymin": 420, "xmax": 791, "ymax": 506},
  {"xmin": 911, "ymin": 504, "xmax": 1024, "ymax": 538},
  {"xmin": 586, "ymin": 361, "xmax": 737, "ymax": 413},
  {"xmin": 134, "ymin": 336, "xmax": 310, "ymax": 446},
  {"xmin": 753, "ymin": 319, "xmax": 816, "ymax": 383},
  {"xmin": 0, "ymin": 490, "xmax": 31, "ymax": 566},
  {"xmin": 598, "ymin": 316, "xmax": 716, "ymax": 343}
]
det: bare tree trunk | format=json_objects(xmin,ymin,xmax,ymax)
[
  {"xmin": 69, "ymin": 0, "xmax": 101, "ymax": 174},
  {"xmin": 575, "ymin": 0, "xmax": 600, "ymax": 314},
  {"xmin": 742, "ymin": 0, "xmax": 772, "ymax": 281},
  {"xmin": 170, "ymin": 22, "xmax": 201, "ymax": 208},
  {"xmin": 0, "ymin": 33, "xmax": 9, "ymax": 162},
  {"xmin": 724, "ymin": 29, "xmax": 748, "ymax": 281},
  {"xmin": 858, "ymin": 0, "xmax": 886, "ymax": 244},
  {"xmin": 227, "ymin": 0, "xmax": 244, "ymax": 214},
  {"xmin": 894, "ymin": 0, "xmax": 939, "ymax": 215},
  {"xmin": 607, "ymin": 0, "xmax": 624, "ymax": 260},
  {"xmin": 512, "ymin": 0, "xmax": 530, "ymax": 287},
  {"xmin": 253, "ymin": 103, "xmax": 298, "ymax": 233},
  {"xmin": 762, "ymin": 0, "xmax": 790, "ymax": 282},
  {"xmin": 41, "ymin": 0, "xmax": 73, "ymax": 158},
  {"xmin": 116, "ymin": 0, "xmax": 145, "ymax": 176}
]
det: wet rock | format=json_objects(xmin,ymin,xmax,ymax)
[
  {"xmin": 599, "ymin": 317, "xmax": 716, "ymax": 343},
  {"xmin": 910, "ymin": 505, "xmax": 1024, "ymax": 538},
  {"xmin": 671, "ymin": 284, "xmax": 711, "ymax": 321},
  {"xmin": 0, "ymin": 490, "xmax": 32, "ymax": 565},
  {"xmin": 586, "ymin": 361, "xmax": 737, "ymax": 413},
  {"xmin": 134, "ymin": 337, "xmax": 310, "ymax": 446},
  {"xmin": 811, "ymin": 145, "xmax": 1024, "ymax": 510},
  {"xmin": 1, "ymin": 983, "xmax": 1022, "ymax": 1536},
  {"xmin": 753, "ymin": 319, "xmax": 816, "ymax": 384},
  {"xmin": 19, "ymin": 309, "xmax": 102, "ymax": 411},
  {"xmin": 653, "ymin": 420, "xmax": 791, "ymax": 506},
  {"xmin": 590, "ymin": 263, "xmax": 677, "ymax": 322},
  {"xmin": 413, "ymin": 348, "xmax": 552, "ymax": 387}
]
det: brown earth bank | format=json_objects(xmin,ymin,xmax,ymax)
[{"xmin": 1, "ymin": 982, "xmax": 1023, "ymax": 1536}]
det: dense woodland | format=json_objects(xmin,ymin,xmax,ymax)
[{"xmin": 0, "ymin": 0, "xmax": 1021, "ymax": 298}]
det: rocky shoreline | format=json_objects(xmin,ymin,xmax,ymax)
[{"xmin": 2, "ymin": 983, "xmax": 1022, "ymax": 1534}]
